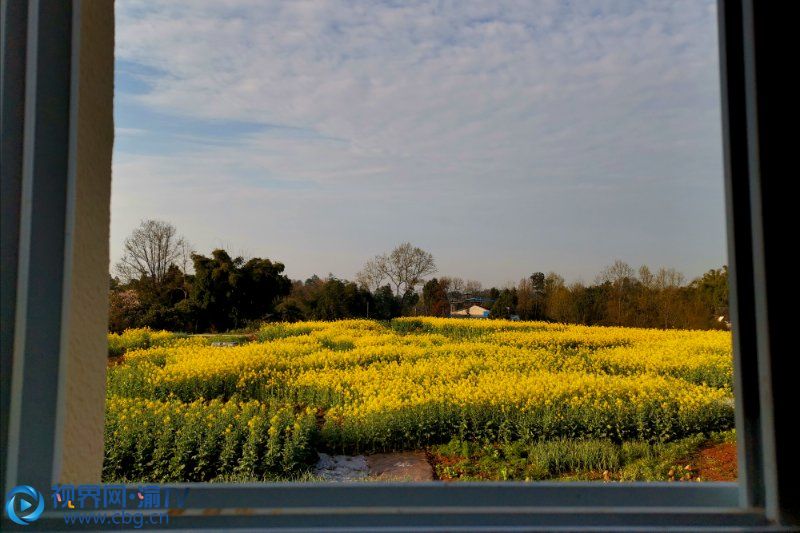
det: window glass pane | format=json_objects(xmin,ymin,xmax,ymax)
[{"xmin": 108, "ymin": 0, "xmax": 733, "ymax": 485}]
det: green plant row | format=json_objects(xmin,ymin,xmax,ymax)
[
  {"xmin": 103, "ymin": 396, "xmax": 317, "ymax": 482},
  {"xmin": 431, "ymin": 430, "xmax": 736, "ymax": 481}
]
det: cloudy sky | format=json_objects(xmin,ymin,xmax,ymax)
[{"xmin": 112, "ymin": 0, "xmax": 726, "ymax": 287}]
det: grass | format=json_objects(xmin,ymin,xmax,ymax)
[{"xmin": 430, "ymin": 430, "xmax": 736, "ymax": 482}]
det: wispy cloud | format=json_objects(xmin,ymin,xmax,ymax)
[{"xmin": 113, "ymin": 0, "xmax": 725, "ymax": 285}]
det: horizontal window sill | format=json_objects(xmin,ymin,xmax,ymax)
[{"xmin": 33, "ymin": 482, "xmax": 781, "ymax": 530}]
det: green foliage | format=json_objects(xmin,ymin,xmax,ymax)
[
  {"xmin": 107, "ymin": 328, "xmax": 185, "ymax": 357},
  {"xmin": 190, "ymin": 249, "xmax": 291, "ymax": 331},
  {"xmin": 431, "ymin": 430, "xmax": 736, "ymax": 481},
  {"xmin": 422, "ymin": 278, "xmax": 450, "ymax": 316},
  {"xmin": 617, "ymin": 430, "xmax": 735, "ymax": 481},
  {"xmin": 370, "ymin": 285, "xmax": 403, "ymax": 319},
  {"xmin": 255, "ymin": 323, "xmax": 317, "ymax": 342},
  {"xmin": 318, "ymin": 392, "xmax": 733, "ymax": 455},
  {"xmin": 103, "ymin": 397, "xmax": 318, "ymax": 482},
  {"xmin": 113, "ymin": 265, "xmax": 191, "ymax": 332},
  {"xmin": 278, "ymin": 276, "xmax": 375, "ymax": 321},
  {"xmin": 432, "ymin": 438, "xmax": 622, "ymax": 481},
  {"xmin": 490, "ymin": 289, "xmax": 517, "ymax": 318}
]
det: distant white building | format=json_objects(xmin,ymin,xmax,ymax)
[{"xmin": 451, "ymin": 305, "xmax": 490, "ymax": 318}]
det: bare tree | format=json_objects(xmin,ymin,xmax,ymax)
[
  {"xmin": 597, "ymin": 260, "xmax": 636, "ymax": 326},
  {"xmin": 655, "ymin": 267, "xmax": 685, "ymax": 328},
  {"xmin": 116, "ymin": 219, "xmax": 190, "ymax": 285},
  {"xmin": 441, "ymin": 277, "xmax": 481, "ymax": 292},
  {"xmin": 439, "ymin": 276, "xmax": 465, "ymax": 293},
  {"xmin": 355, "ymin": 259, "xmax": 386, "ymax": 292},
  {"xmin": 654, "ymin": 267, "xmax": 685, "ymax": 290},
  {"xmin": 463, "ymin": 279, "xmax": 483, "ymax": 294},
  {"xmin": 597, "ymin": 259, "xmax": 636, "ymax": 286},
  {"xmin": 361, "ymin": 242, "xmax": 436, "ymax": 296},
  {"xmin": 544, "ymin": 272, "xmax": 565, "ymax": 292},
  {"xmin": 438, "ymin": 277, "xmax": 459, "ymax": 302},
  {"xmin": 634, "ymin": 265, "xmax": 657, "ymax": 326},
  {"xmin": 638, "ymin": 265, "xmax": 655, "ymax": 288},
  {"xmin": 178, "ymin": 239, "xmax": 194, "ymax": 274},
  {"xmin": 544, "ymin": 272, "xmax": 568, "ymax": 321}
]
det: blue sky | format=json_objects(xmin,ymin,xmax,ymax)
[{"xmin": 112, "ymin": 0, "xmax": 726, "ymax": 287}]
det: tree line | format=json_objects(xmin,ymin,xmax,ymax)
[{"xmin": 109, "ymin": 220, "xmax": 729, "ymax": 333}]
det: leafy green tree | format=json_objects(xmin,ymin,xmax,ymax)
[
  {"xmin": 312, "ymin": 277, "xmax": 371, "ymax": 320},
  {"xmin": 571, "ymin": 283, "xmax": 607, "ymax": 325},
  {"xmin": 371, "ymin": 285, "xmax": 403, "ymax": 319},
  {"xmin": 190, "ymin": 250, "xmax": 240, "ymax": 330},
  {"xmin": 401, "ymin": 289, "xmax": 420, "ymax": 316},
  {"xmin": 688, "ymin": 266, "xmax": 729, "ymax": 329},
  {"xmin": 108, "ymin": 289, "xmax": 143, "ymax": 332},
  {"xmin": 490, "ymin": 289, "xmax": 517, "ymax": 318},
  {"xmin": 422, "ymin": 278, "xmax": 450, "ymax": 316},
  {"xmin": 275, "ymin": 299, "xmax": 305, "ymax": 322},
  {"xmin": 691, "ymin": 267, "xmax": 728, "ymax": 310},
  {"xmin": 517, "ymin": 272, "xmax": 546, "ymax": 320},
  {"xmin": 113, "ymin": 264, "xmax": 192, "ymax": 330},
  {"xmin": 190, "ymin": 249, "xmax": 290, "ymax": 331},
  {"xmin": 279, "ymin": 276, "xmax": 373, "ymax": 321},
  {"xmin": 236, "ymin": 257, "xmax": 293, "ymax": 321}
]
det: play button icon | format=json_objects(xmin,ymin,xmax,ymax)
[{"xmin": 5, "ymin": 485, "xmax": 45, "ymax": 525}]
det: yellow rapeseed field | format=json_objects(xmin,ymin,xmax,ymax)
[{"xmin": 104, "ymin": 318, "xmax": 734, "ymax": 481}]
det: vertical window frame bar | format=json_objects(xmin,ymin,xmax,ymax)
[
  {"xmin": 2, "ymin": 0, "xmax": 74, "ymax": 493},
  {"xmin": 717, "ymin": 0, "xmax": 765, "ymax": 511}
]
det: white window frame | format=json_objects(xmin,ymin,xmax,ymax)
[{"xmin": 2, "ymin": 0, "xmax": 796, "ymax": 529}]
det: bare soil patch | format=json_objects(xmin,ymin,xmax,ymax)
[
  {"xmin": 694, "ymin": 442, "xmax": 737, "ymax": 481},
  {"xmin": 313, "ymin": 451, "xmax": 434, "ymax": 481},
  {"xmin": 367, "ymin": 451, "xmax": 433, "ymax": 481}
]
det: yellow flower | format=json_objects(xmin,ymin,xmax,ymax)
[{"xmin": 105, "ymin": 318, "xmax": 733, "ymax": 451}]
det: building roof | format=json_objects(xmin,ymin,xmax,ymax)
[{"xmin": 452, "ymin": 305, "xmax": 490, "ymax": 318}]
